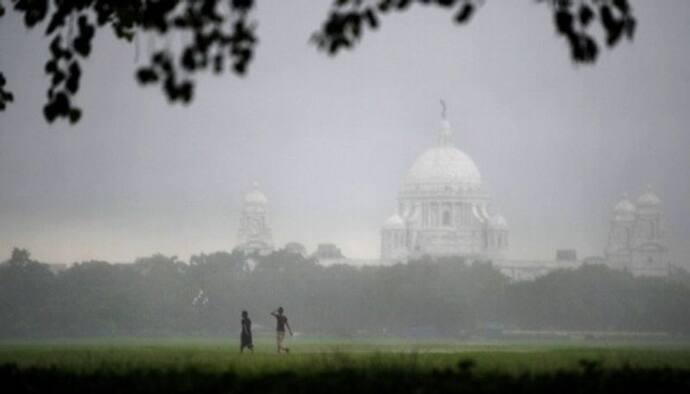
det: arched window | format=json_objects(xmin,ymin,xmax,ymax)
[
  {"xmin": 443, "ymin": 210, "xmax": 451, "ymax": 226},
  {"xmin": 646, "ymin": 221, "xmax": 654, "ymax": 239}
]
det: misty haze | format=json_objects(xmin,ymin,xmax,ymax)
[{"xmin": 1, "ymin": 1, "xmax": 690, "ymax": 393}]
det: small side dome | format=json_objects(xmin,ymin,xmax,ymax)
[
  {"xmin": 614, "ymin": 193, "xmax": 636, "ymax": 213},
  {"xmin": 637, "ymin": 185, "xmax": 661, "ymax": 206},
  {"xmin": 612, "ymin": 193, "xmax": 636, "ymax": 221},
  {"xmin": 489, "ymin": 214, "xmax": 508, "ymax": 230},
  {"xmin": 244, "ymin": 182, "xmax": 268, "ymax": 205},
  {"xmin": 383, "ymin": 213, "xmax": 406, "ymax": 230}
]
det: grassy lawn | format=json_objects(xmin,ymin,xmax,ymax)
[
  {"xmin": 2, "ymin": 337, "xmax": 690, "ymax": 375},
  {"xmin": 3, "ymin": 338, "xmax": 690, "ymax": 394}
]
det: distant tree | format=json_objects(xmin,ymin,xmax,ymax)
[
  {"xmin": 6, "ymin": 247, "xmax": 33, "ymax": 266},
  {"xmin": 504, "ymin": 263, "xmax": 690, "ymax": 333},
  {"xmin": 0, "ymin": 0, "xmax": 636, "ymax": 124},
  {"xmin": 3, "ymin": 248, "xmax": 687, "ymax": 338},
  {"xmin": 0, "ymin": 248, "xmax": 55, "ymax": 336}
]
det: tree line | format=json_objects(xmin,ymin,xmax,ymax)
[{"xmin": 1, "ymin": 247, "xmax": 689, "ymax": 338}]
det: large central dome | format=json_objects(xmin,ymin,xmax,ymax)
[
  {"xmin": 381, "ymin": 110, "xmax": 508, "ymax": 262},
  {"xmin": 405, "ymin": 146, "xmax": 482, "ymax": 188},
  {"xmin": 403, "ymin": 119, "xmax": 482, "ymax": 189}
]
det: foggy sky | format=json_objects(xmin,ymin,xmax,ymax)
[{"xmin": 1, "ymin": 1, "xmax": 689, "ymax": 265}]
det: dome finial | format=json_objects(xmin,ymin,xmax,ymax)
[{"xmin": 438, "ymin": 99, "xmax": 452, "ymax": 146}]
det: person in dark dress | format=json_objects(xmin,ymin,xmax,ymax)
[
  {"xmin": 240, "ymin": 310, "xmax": 253, "ymax": 353},
  {"xmin": 270, "ymin": 307, "xmax": 293, "ymax": 353}
]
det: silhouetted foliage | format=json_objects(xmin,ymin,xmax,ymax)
[
  {"xmin": 1, "ymin": 248, "xmax": 689, "ymax": 338},
  {"xmin": 546, "ymin": 0, "xmax": 636, "ymax": 63},
  {"xmin": 2, "ymin": 0, "xmax": 257, "ymax": 123},
  {"xmin": 0, "ymin": 72, "xmax": 13, "ymax": 110},
  {"xmin": 312, "ymin": 0, "xmax": 635, "ymax": 63},
  {"xmin": 0, "ymin": 0, "xmax": 636, "ymax": 124},
  {"xmin": 4, "ymin": 360, "xmax": 690, "ymax": 394}
]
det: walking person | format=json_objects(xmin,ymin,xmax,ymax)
[
  {"xmin": 240, "ymin": 310, "xmax": 254, "ymax": 353},
  {"xmin": 270, "ymin": 307, "xmax": 293, "ymax": 353}
]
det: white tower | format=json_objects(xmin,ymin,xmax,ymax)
[
  {"xmin": 605, "ymin": 193, "xmax": 636, "ymax": 271},
  {"xmin": 605, "ymin": 186, "xmax": 669, "ymax": 276},
  {"xmin": 631, "ymin": 185, "xmax": 667, "ymax": 275},
  {"xmin": 236, "ymin": 182, "xmax": 274, "ymax": 255}
]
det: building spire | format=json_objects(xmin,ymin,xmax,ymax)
[{"xmin": 439, "ymin": 99, "xmax": 452, "ymax": 146}]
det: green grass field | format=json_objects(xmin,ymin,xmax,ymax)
[
  {"xmin": 2, "ymin": 336, "xmax": 690, "ymax": 374},
  {"xmin": 3, "ymin": 337, "xmax": 690, "ymax": 393}
]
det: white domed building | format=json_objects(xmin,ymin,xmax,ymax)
[
  {"xmin": 605, "ymin": 186, "xmax": 668, "ymax": 276},
  {"xmin": 381, "ymin": 115, "xmax": 508, "ymax": 262},
  {"xmin": 235, "ymin": 182, "xmax": 274, "ymax": 255}
]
